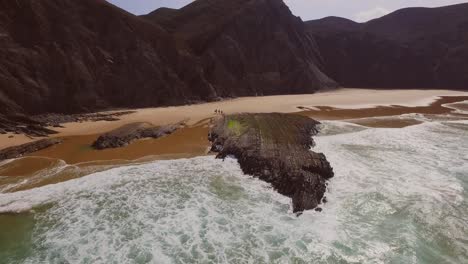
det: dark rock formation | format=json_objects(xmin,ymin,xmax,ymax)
[
  {"xmin": 306, "ymin": 3, "xmax": 468, "ymax": 89},
  {"xmin": 143, "ymin": 0, "xmax": 337, "ymax": 97},
  {"xmin": 0, "ymin": 0, "xmax": 335, "ymax": 123},
  {"xmin": 0, "ymin": 0, "xmax": 215, "ymax": 116},
  {"xmin": 0, "ymin": 114, "xmax": 58, "ymax": 137},
  {"xmin": 0, "ymin": 138, "xmax": 62, "ymax": 160},
  {"xmin": 208, "ymin": 113, "xmax": 333, "ymax": 213},
  {"xmin": 0, "ymin": 111, "xmax": 133, "ymax": 138},
  {"xmin": 33, "ymin": 111, "xmax": 135, "ymax": 127},
  {"xmin": 92, "ymin": 122, "xmax": 182, "ymax": 150}
]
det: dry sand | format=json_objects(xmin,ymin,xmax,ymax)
[{"xmin": 52, "ymin": 88, "xmax": 468, "ymax": 135}]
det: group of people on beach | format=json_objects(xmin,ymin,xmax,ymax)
[{"xmin": 214, "ymin": 109, "xmax": 224, "ymax": 115}]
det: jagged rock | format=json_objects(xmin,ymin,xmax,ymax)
[
  {"xmin": 0, "ymin": 139, "xmax": 63, "ymax": 160},
  {"xmin": 209, "ymin": 113, "xmax": 333, "ymax": 213},
  {"xmin": 92, "ymin": 122, "xmax": 182, "ymax": 150}
]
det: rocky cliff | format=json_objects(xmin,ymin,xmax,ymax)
[
  {"xmin": 0, "ymin": 0, "xmax": 335, "ymax": 121},
  {"xmin": 143, "ymin": 0, "xmax": 337, "ymax": 97},
  {"xmin": 306, "ymin": 3, "xmax": 468, "ymax": 89}
]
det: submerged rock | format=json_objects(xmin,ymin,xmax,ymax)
[
  {"xmin": 209, "ymin": 113, "xmax": 333, "ymax": 213},
  {"xmin": 0, "ymin": 139, "xmax": 63, "ymax": 160},
  {"xmin": 92, "ymin": 122, "xmax": 183, "ymax": 150}
]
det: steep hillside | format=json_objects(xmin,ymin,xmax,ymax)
[
  {"xmin": 306, "ymin": 3, "xmax": 468, "ymax": 89},
  {"xmin": 0, "ymin": 0, "xmax": 216, "ymax": 117},
  {"xmin": 0, "ymin": 0, "xmax": 336, "ymax": 120},
  {"xmin": 144, "ymin": 0, "xmax": 337, "ymax": 97}
]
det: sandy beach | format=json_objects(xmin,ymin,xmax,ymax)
[
  {"xmin": 49, "ymin": 88, "xmax": 468, "ymax": 135},
  {"xmin": 1, "ymin": 88, "xmax": 468, "ymax": 150}
]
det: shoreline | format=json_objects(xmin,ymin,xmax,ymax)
[
  {"xmin": 1, "ymin": 89, "xmax": 468, "ymax": 192},
  {"xmin": 1, "ymin": 88, "xmax": 468, "ymax": 150}
]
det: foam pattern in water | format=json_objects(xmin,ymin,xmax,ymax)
[
  {"xmin": 315, "ymin": 120, "xmax": 468, "ymax": 264},
  {"xmin": 1, "ymin": 119, "xmax": 467, "ymax": 263},
  {"xmin": 1, "ymin": 157, "xmax": 339, "ymax": 264}
]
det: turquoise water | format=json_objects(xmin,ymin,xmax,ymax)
[{"xmin": 0, "ymin": 118, "xmax": 467, "ymax": 263}]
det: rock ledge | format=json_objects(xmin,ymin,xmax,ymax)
[
  {"xmin": 92, "ymin": 122, "xmax": 183, "ymax": 150},
  {"xmin": 0, "ymin": 139, "xmax": 63, "ymax": 161},
  {"xmin": 209, "ymin": 113, "xmax": 333, "ymax": 213}
]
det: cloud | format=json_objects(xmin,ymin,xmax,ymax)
[{"xmin": 354, "ymin": 7, "xmax": 391, "ymax": 22}]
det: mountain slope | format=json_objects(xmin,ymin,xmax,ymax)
[
  {"xmin": 144, "ymin": 0, "xmax": 337, "ymax": 97},
  {"xmin": 0, "ymin": 0, "xmax": 336, "ymax": 120},
  {"xmin": 306, "ymin": 3, "xmax": 468, "ymax": 89},
  {"xmin": 0, "ymin": 0, "xmax": 218, "ymax": 116}
]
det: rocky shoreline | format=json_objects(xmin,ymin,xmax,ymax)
[
  {"xmin": 92, "ymin": 122, "xmax": 184, "ymax": 150},
  {"xmin": 0, "ymin": 111, "xmax": 134, "ymax": 138},
  {"xmin": 208, "ymin": 113, "xmax": 334, "ymax": 213},
  {"xmin": 0, "ymin": 139, "xmax": 63, "ymax": 161}
]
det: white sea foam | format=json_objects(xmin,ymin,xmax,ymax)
[
  {"xmin": 443, "ymin": 100, "xmax": 468, "ymax": 115},
  {"xmin": 1, "ymin": 118, "xmax": 467, "ymax": 263},
  {"xmin": 314, "ymin": 120, "xmax": 468, "ymax": 263},
  {"xmin": 0, "ymin": 157, "xmax": 345, "ymax": 263}
]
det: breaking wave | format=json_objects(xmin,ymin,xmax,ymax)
[{"xmin": 1, "ymin": 118, "xmax": 467, "ymax": 263}]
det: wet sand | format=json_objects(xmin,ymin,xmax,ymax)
[
  {"xmin": 29, "ymin": 124, "xmax": 210, "ymax": 164},
  {"xmin": 0, "ymin": 124, "xmax": 211, "ymax": 192},
  {"xmin": 300, "ymin": 95, "xmax": 468, "ymax": 128},
  {"xmin": 299, "ymin": 96, "xmax": 468, "ymax": 120},
  {"xmin": 1, "ymin": 89, "xmax": 468, "ymax": 191}
]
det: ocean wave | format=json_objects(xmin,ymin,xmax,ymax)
[{"xmin": 1, "ymin": 119, "xmax": 467, "ymax": 263}]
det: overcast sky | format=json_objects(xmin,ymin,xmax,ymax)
[{"xmin": 108, "ymin": 0, "xmax": 468, "ymax": 22}]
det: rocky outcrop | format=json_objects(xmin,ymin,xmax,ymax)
[
  {"xmin": 0, "ymin": 0, "xmax": 335, "ymax": 122},
  {"xmin": 0, "ymin": 114, "xmax": 58, "ymax": 137},
  {"xmin": 0, "ymin": 138, "xmax": 62, "ymax": 160},
  {"xmin": 306, "ymin": 3, "xmax": 468, "ymax": 89},
  {"xmin": 0, "ymin": 111, "xmax": 133, "ymax": 138},
  {"xmin": 33, "ymin": 111, "xmax": 135, "ymax": 127},
  {"xmin": 92, "ymin": 122, "xmax": 183, "ymax": 150},
  {"xmin": 208, "ymin": 113, "xmax": 333, "ymax": 213}
]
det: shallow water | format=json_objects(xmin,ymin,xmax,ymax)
[{"xmin": 1, "ymin": 117, "xmax": 467, "ymax": 263}]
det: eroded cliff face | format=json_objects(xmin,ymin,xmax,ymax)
[
  {"xmin": 0, "ymin": 0, "xmax": 336, "ymax": 120},
  {"xmin": 306, "ymin": 3, "xmax": 468, "ymax": 89},
  {"xmin": 144, "ymin": 0, "xmax": 337, "ymax": 97}
]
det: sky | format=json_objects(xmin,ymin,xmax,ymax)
[{"xmin": 108, "ymin": 0, "xmax": 468, "ymax": 22}]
